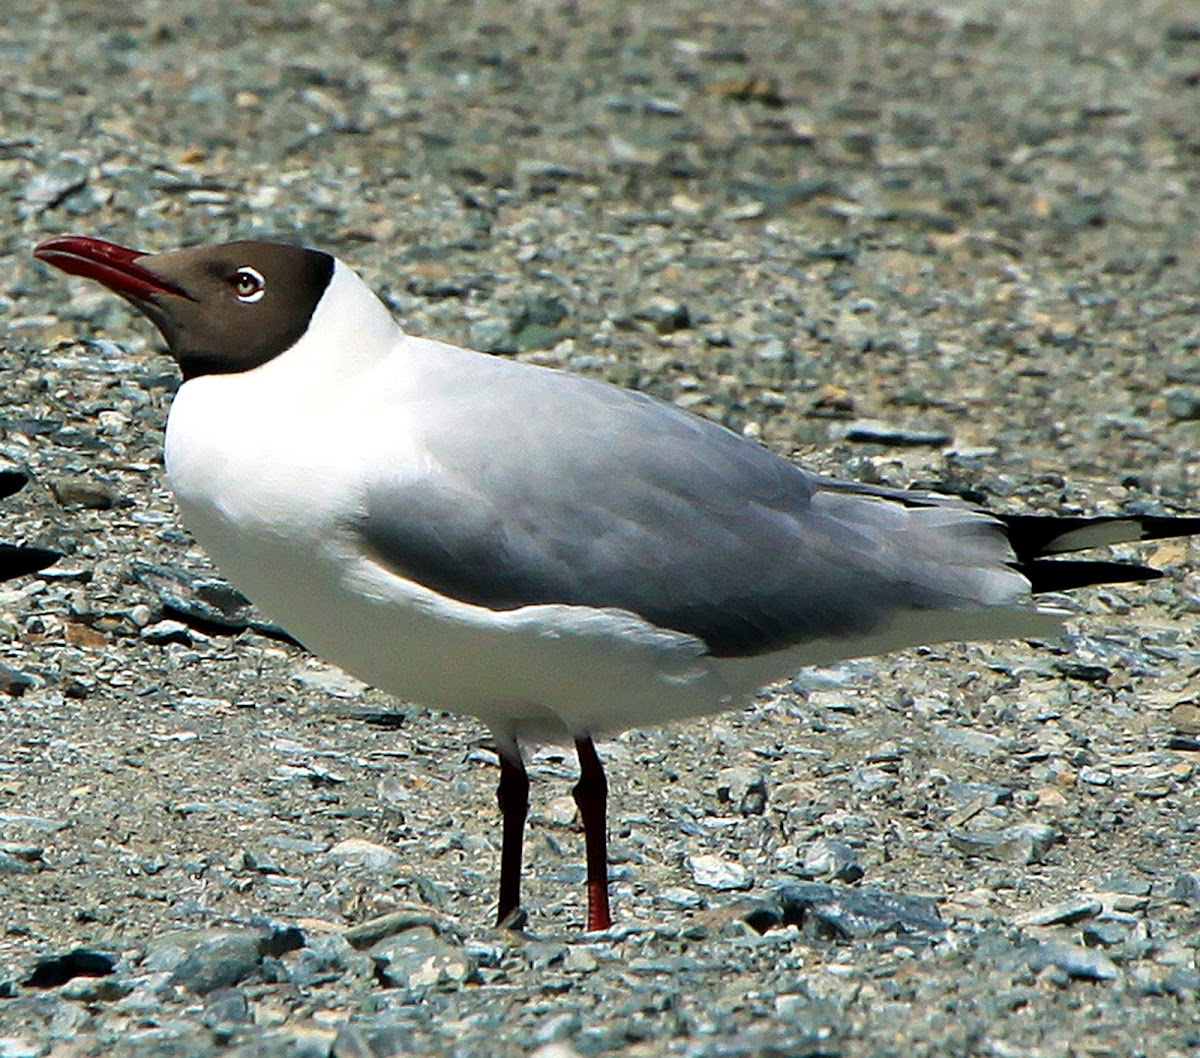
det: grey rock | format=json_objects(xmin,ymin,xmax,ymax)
[
  {"xmin": 1028, "ymin": 941, "xmax": 1120, "ymax": 981},
  {"xmin": 948, "ymin": 822, "xmax": 1059, "ymax": 865},
  {"xmin": 1013, "ymin": 896, "xmax": 1102, "ymax": 928},
  {"xmin": 522, "ymin": 940, "xmax": 568, "ymax": 969},
  {"xmin": 775, "ymin": 883, "xmax": 945, "ymax": 939},
  {"xmin": 291, "ymin": 934, "xmax": 375, "ymax": 987},
  {"xmin": 343, "ymin": 910, "xmax": 451, "ymax": 950},
  {"xmin": 1081, "ymin": 921, "xmax": 1130, "ymax": 947},
  {"xmin": 59, "ymin": 976, "xmax": 133, "ymax": 1002},
  {"xmin": 168, "ymin": 931, "xmax": 265, "ymax": 995},
  {"xmin": 715, "ymin": 767, "xmax": 768, "ymax": 815},
  {"xmin": 202, "ymin": 987, "xmax": 252, "ymax": 1028},
  {"xmin": 635, "ymin": 298, "xmax": 691, "ymax": 334},
  {"xmin": 467, "ymin": 317, "xmax": 518, "ymax": 355},
  {"xmin": 22, "ymin": 158, "xmax": 88, "ymax": 211},
  {"xmin": 333, "ymin": 1018, "xmax": 415, "ymax": 1058},
  {"xmin": 131, "ymin": 560, "xmax": 282, "ymax": 637},
  {"xmin": 688, "ymin": 853, "xmax": 753, "ymax": 891},
  {"xmin": 140, "ymin": 619, "xmax": 193, "ymax": 645},
  {"xmin": 1169, "ymin": 872, "xmax": 1200, "ymax": 905},
  {"xmin": 0, "ymin": 665, "xmax": 37, "ymax": 698},
  {"xmin": 326, "ymin": 838, "xmax": 402, "ymax": 872},
  {"xmin": 371, "ymin": 927, "xmax": 475, "ymax": 989},
  {"xmin": 799, "ymin": 839, "xmax": 864, "ymax": 883},
  {"xmin": 562, "ymin": 946, "xmax": 599, "ymax": 973},
  {"xmin": 0, "ymin": 1039, "xmax": 45, "ymax": 1058},
  {"xmin": 1165, "ymin": 388, "xmax": 1200, "ymax": 421}
]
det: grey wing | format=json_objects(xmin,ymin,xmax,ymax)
[{"xmin": 358, "ymin": 354, "xmax": 1030, "ymax": 657}]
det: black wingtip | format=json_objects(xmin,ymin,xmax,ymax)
[
  {"xmin": 1003, "ymin": 512, "xmax": 1200, "ymax": 560},
  {"xmin": 1022, "ymin": 558, "xmax": 1164, "ymax": 594}
]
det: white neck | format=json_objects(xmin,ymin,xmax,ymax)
[{"xmin": 238, "ymin": 257, "xmax": 399, "ymax": 396}]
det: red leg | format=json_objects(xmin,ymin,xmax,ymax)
[
  {"xmin": 496, "ymin": 747, "xmax": 529, "ymax": 927},
  {"xmin": 572, "ymin": 736, "xmax": 612, "ymax": 932}
]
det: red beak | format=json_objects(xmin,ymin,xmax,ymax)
[{"xmin": 34, "ymin": 236, "xmax": 192, "ymax": 301}]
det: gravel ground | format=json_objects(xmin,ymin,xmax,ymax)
[{"xmin": 3, "ymin": 0, "xmax": 1200, "ymax": 1055}]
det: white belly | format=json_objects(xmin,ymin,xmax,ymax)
[{"xmin": 164, "ymin": 382, "xmax": 744, "ymax": 737}]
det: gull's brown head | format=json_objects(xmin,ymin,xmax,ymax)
[{"xmin": 35, "ymin": 236, "xmax": 335, "ymax": 380}]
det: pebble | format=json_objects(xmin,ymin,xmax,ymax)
[
  {"xmin": 1028, "ymin": 942, "xmax": 1120, "ymax": 981},
  {"xmin": 688, "ymin": 854, "xmax": 753, "ymax": 891},
  {"xmin": 776, "ymin": 883, "xmax": 945, "ymax": 939},
  {"xmin": 1164, "ymin": 388, "xmax": 1200, "ymax": 421},
  {"xmin": 562, "ymin": 946, "xmax": 599, "ymax": 974},
  {"xmin": 131, "ymin": 561, "xmax": 271, "ymax": 634},
  {"xmin": 342, "ymin": 909, "xmax": 450, "ymax": 950},
  {"xmin": 715, "ymin": 767, "xmax": 768, "ymax": 815},
  {"xmin": 1013, "ymin": 896, "xmax": 1102, "ymax": 928},
  {"xmin": 371, "ymin": 927, "xmax": 475, "ymax": 989},
  {"xmin": 167, "ymin": 932, "xmax": 268, "ymax": 995},
  {"xmin": 948, "ymin": 823, "xmax": 1059, "ymax": 865},
  {"xmin": 325, "ymin": 838, "xmax": 403, "ymax": 872},
  {"xmin": 800, "ymin": 838, "xmax": 864, "ymax": 883}
]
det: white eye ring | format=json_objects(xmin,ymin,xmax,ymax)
[{"xmin": 234, "ymin": 266, "xmax": 265, "ymax": 303}]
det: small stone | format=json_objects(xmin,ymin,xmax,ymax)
[
  {"xmin": 1169, "ymin": 702, "xmax": 1200, "ymax": 735},
  {"xmin": 342, "ymin": 909, "xmax": 448, "ymax": 950},
  {"xmin": 1165, "ymin": 388, "xmax": 1200, "ymax": 421},
  {"xmin": 59, "ymin": 976, "xmax": 134, "ymax": 1002},
  {"xmin": 656, "ymin": 886, "xmax": 703, "ymax": 909},
  {"xmin": 934, "ymin": 726, "xmax": 1002, "ymax": 759},
  {"xmin": 635, "ymin": 298, "xmax": 691, "ymax": 334},
  {"xmin": 948, "ymin": 822, "xmax": 1059, "ymax": 865},
  {"xmin": 522, "ymin": 940, "xmax": 567, "ymax": 969},
  {"xmin": 776, "ymin": 883, "xmax": 944, "ymax": 938},
  {"xmin": 0, "ymin": 665, "xmax": 36, "ymax": 698},
  {"xmin": 1163, "ymin": 968, "xmax": 1200, "ymax": 999},
  {"xmin": 1169, "ymin": 872, "xmax": 1200, "ymax": 906},
  {"xmin": 22, "ymin": 158, "xmax": 88, "ymax": 211},
  {"xmin": 371, "ymin": 928, "xmax": 474, "ymax": 989},
  {"xmin": 131, "ymin": 561, "xmax": 267, "ymax": 634},
  {"xmin": 326, "ymin": 838, "xmax": 402, "ymax": 872},
  {"xmin": 812, "ymin": 384, "xmax": 856, "ymax": 414},
  {"xmin": 141, "ymin": 619, "xmax": 193, "ymax": 645},
  {"xmin": 293, "ymin": 664, "xmax": 367, "ymax": 699},
  {"xmin": 1097, "ymin": 873, "xmax": 1152, "ymax": 897},
  {"xmin": 800, "ymin": 839, "xmax": 864, "ymax": 883},
  {"xmin": 468, "ymin": 317, "xmax": 517, "ymax": 355},
  {"xmin": 128, "ymin": 604, "xmax": 154, "ymax": 629},
  {"xmin": 49, "ymin": 478, "xmax": 115, "ymax": 509},
  {"xmin": 1028, "ymin": 941, "xmax": 1119, "ymax": 981},
  {"xmin": 715, "ymin": 767, "xmax": 768, "ymax": 815},
  {"xmin": 168, "ymin": 932, "xmax": 264, "ymax": 995},
  {"xmin": 688, "ymin": 853, "xmax": 752, "ymax": 891},
  {"xmin": 1013, "ymin": 896, "xmax": 1101, "ymax": 928},
  {"xmin": 545, "ymin": 796, "xmax": 578, "ymax": 826},
  {"xmin": 562, "ymin": 946, "xmax": 599, "ymax": 973},
  {"xmin": 1081, "ymin": 921, "xmax": 1129, "ymax": 947}
]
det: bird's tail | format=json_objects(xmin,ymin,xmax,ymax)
[{"xmin": 1000, "ymin": 513, "xmax": 1200, "ymax": 594}]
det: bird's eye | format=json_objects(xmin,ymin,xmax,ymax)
[{"xmin": 232, "ymin": 267, "xmax": 265, "ymax": 303}]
